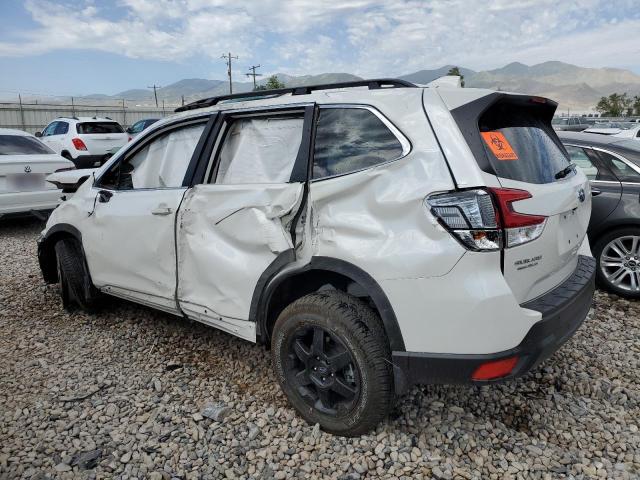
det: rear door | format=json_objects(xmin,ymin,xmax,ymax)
[
  {"xmin": 176, "ymin": 104, "xmax": 313, "ymax": 340},
  {"xmin": 447, "ymin": 94, "xmax": 591, "ymax": 303},
  {"xmin": 76, "ymin": 121, "xmax": 128, "ymax": 155}
]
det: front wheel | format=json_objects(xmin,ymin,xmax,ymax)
[
  {"xmin": 55, "ymin": 238, "xmax": 101, "ymax": 311},
  {"xmin": 271, "ymin": 291, "xmax": 394, "ymax": 436},
  {"xmin": 593, "ymin": 228, "xmax": 640, "ymax": 299}
]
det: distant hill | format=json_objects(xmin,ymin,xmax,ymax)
[
  {"xmin": 399, "ymin": 65, "xmax": 476, "ymax": 85},
  {"xmin": 9, "ymin": 62, "xmax": 640, "ymax": 113}
]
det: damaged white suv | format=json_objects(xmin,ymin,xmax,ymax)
[{"xmin": 38, "ymin": 79, "xmax": 595, "ymax": 436}]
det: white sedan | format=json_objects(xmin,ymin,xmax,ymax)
[{"xmin": 0, "ymin": 128, "xmax": 75, "ymax": 219}]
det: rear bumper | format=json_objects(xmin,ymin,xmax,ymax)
[
  {"xmin": 0, "ymin": 190, "xmax": 62, "ymax": 216},
  {"xmin": 392, "ymin": 255, "xmax": 596, "ymax": 394},
  {"xmin": 71, "ymin": 154, "xmax": 111, "ymax": 169}
]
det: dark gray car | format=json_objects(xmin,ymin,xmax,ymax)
[{"xmin": 560, "ymin": 132, "xmax": 640, "ymax": 298}]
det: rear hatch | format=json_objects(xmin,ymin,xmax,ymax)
[
  {"xmin": 76, "ymin": 121, "xmax": 128, "ymax": 155},
  {"xmin": 447, "ymin": 93, "xmax": 591, "ymax": 303}
]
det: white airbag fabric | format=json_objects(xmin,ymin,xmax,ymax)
[
  {"xmin": 131, "ymin": 124, "xmax": 205, "ymax": 188},
  {"xmin": 216, "ymin": 117, "xmax": 303, "ymax": 184}
]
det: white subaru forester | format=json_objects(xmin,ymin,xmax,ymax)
[{"xmin": 38, "ymin": 79, "xmax": 595, "ymax": 436}]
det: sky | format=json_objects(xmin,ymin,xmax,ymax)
[{"xmin": 0, "ymin": 0, "xmax": 639, "ymax": 98}]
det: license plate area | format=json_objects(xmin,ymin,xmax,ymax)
[
  {"xmin": 557, "ymin": 209, "xmax": 583, "ymax": 255},
  {"xmin": 7, "ymin": 173, "xmax": 46, "ymax": 192}
]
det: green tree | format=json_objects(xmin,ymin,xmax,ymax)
[
  {"xmin": 595, "ymin": 93, "xmax": 632, "ymax": 117},
  {"xmin": 447, "ymin": 66, "xmax": 465, "ymax": 87},
  {"xmin": 633, "ymin": 95, "xmax": 640, "ymax": 116},
  {"xmin": 255, "ymin": 75, "xmax": 286, "ymax": 91}
]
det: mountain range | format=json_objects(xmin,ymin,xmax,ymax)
[{"xmin": 17, "ymin": 61, "xmax": 640, "ymax": 113}]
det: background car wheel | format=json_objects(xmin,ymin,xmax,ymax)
[
  {"xmin": 271, "ymin": 291, "xmax": 394, "ymax": 436},
  {"xmin": 593, "ymin": 227, "xmax": 640, "ymax": 299},
  {"xmin": 54, "ymin": 238, "xmax": 100, "ymax": 311}
]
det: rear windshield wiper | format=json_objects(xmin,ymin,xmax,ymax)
[{"xmin": 555, "ymin": 163, "xmax": 576, "ymax": 180}]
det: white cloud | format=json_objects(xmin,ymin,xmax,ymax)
[{"xmin": 0, "ymin": 0, "xmax": 638, "ymax": 75}]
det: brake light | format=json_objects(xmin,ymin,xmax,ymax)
[
  {"xmin": 472, "ymin": 356, "xmax": 518, "ymax": 380},
  {"xmin": 72, "ymin": 138, "xmax": 87, "ymax": 151},
  {"xmin": 489, "ymin": 188, "xmax": 547, "ymax": 248},
  {"xmin": 427, "ymin": 188, "xmax": 546, "ymax": 251}
]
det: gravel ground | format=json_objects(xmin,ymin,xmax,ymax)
[{"xmin": 1, "ymin": 217, "xmax": 638, "ymax": 480}]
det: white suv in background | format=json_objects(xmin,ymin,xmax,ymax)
[
  {"xmin": 38, "ymin": 79, "xmax": 595, "ymax": 436},
  {"xmin": 37, "ymin": 117, "xmax": 128, "ymax": 169}
]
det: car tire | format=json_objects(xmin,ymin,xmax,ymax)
[
  {"xmin": 593, "ymin": 227, "xmax": 640, "ymax": 299},
  {"xmin": 54, "ymin": 238, "xmax": 100, "ymax": 311},
  {"xmin": 271, "ymin": 290, "xmax": 394, "ymax": 436}
]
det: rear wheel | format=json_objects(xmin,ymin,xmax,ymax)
[
  {"xmin": 593, "ymin": 227, "xmax": 640, "ymax": 299},
  {"xmin": 55, "ymin": 238, "xmax": 100, "ymax": 311},
  {"xmin": 271, "ymin": 291, "xmax": 394, "ymax": 436}
]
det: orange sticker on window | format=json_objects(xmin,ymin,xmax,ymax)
[{"xmin": 481, "ymin": 132, "xmax": 518, "ymax": 160}]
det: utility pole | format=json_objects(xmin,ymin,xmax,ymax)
[
  {"xmin": 147, "ymin": 84, "xmax": 161, "ymax": 107},
  {"xmin": 245, "ymin": 64, "xmax": 262, "ymax": 90},
  {"xmin": 221, "ymin": 52, "xmax": 238, "ymax": 94}
]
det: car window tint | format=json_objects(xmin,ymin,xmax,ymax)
[
  {"xmin": 599, "ymin": 151, "xmax": 640, "ymax": 183},
  {"xmin": 100, "ymin": 123, "xmax": 205, "ymax": 190},
  {"xmin": 565, "ymin": 146, "xmax": 597, "ymax": 180},
  {"xmin": 215, "ymin": 115, "xmax": 304, "ymax": 184},
  {"xmin": 77, "ymin": 122, "xmax": 124, "ymax": 134},
  {"xmin": 312, "ymin": 108, "xmax": 404, "ymax": 179},
  {"xmin": 54, "ymin": 122, "xmax": 68, "ymax": 135},
  {"xmin": 131, "ymin": 121, "xmax": 144, "ymax": 133},
  {"xmin": 0, "ymin": 135, "xmax": 55, "ymax": 155}
]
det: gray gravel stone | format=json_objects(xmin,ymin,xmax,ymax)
[{"xmin": 0, "ymin": 218, "xmax": 639, "ymax": 480}]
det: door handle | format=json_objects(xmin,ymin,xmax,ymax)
[
  {"xmin": 591, "ymin": 189, "xmax": 602, "ymax": 196},
  {"xmin": 151, "ymin": 206, "xmax": 172, "ymax": 216}
]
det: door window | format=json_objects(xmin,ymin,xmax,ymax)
[
  {"xmin": 598, "ymin": 151, "xmax": 640, "ymax": 183},
  {"xmin": 130, "ymin": 121, "xmax": 145, "ymax": 134},
  {"xmin": 42, "ymin": 122, "xmax": 58, "ymax": 136},
  {"xmin": 214, "ymin": 114, "xmax": 304, "ymax": 184},
  {"xmin": 312, "ymin": 107, "xmax": 404, "ymax": 179},
  {"xmin": 99, "ymin": 122, "xmax": 205, "ymax": 190},
  {"xmin": 565, "ymin": 146, "xmax": 598, "ymax": 179},
  {"xmin": 54, "ymin": 122, "xmax": 69, "ymax": 135}
]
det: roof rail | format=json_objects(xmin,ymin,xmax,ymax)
[
  {"xmin": 175, "ymin": 78, "xmax": 417, "ymax": 113},
  {"xmin": 56, "ymin": 116, "xmax": 79, "ymax": 120}
]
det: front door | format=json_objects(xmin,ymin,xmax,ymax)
[
  {"xmin": 84, "ymin": 119, "xmax": 209, "ymax": 313},
  {"xmin": 176, "ymin": 105, "xmax": 313, "ymax": 340}
]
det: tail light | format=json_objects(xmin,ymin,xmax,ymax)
[
  {"xmin": 72, "ymin": 138, "xmax": 87, "ymax": 151},
  {"xmin": 427, "ymin": 188, "xmax": 546, "ymax": 251},
  {"xmin": 489, "ymin": 188, "xmax": 547, "ymax": 248}
]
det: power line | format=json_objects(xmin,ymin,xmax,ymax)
[
  {"xmin": 245, "ymin": 64, "xmax": 263, "ymax": 90},
  {"xmin": 221, "ymin": 52, "xmax": 239, "ymax": 94},
  {"xmin": 147, "ymin": 84, "xmax": 162, "ymax": 107}
]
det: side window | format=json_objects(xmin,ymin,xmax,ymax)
[
  {"xmin": 100, "ymin": 123, "xmax": 205, "ymax": 190},
  {"xmin": 312, "ymin": 108, "xmax": 404, "ymax": 180},
  {"xmin": 42, "ymin": 122, "xmax": 57, "ymax": 136},
  {"xmin": 565, "ymin": 146, "xmax": 598, "ymax": 180},
  {"xmin": 214, "ymin": 114, "xmax": 304, "ymax": 184},
  {"xmin": 130, "ymin": 121, "xmax": 145, "ymax": 134},
  {"xmin": 599, "ymin": 151, "xmax": 640, "ymax": 183},
  {"xmin": 54, "ymin": 122, "xmax": 69, "ymax": 135}
]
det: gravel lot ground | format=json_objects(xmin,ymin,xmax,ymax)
[{"xmin": 0, "ymin": 217, "xmax": 639, "ymax": 480}]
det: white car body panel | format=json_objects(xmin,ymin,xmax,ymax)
[
  {"xmin": 83, "ymin": 187, "xmax": 187, "ymax": 314},
  {"xmin": 176, "ymin": 183, "xmax": 303, "ymax": 341},
  {"xmin": 0, "ymin": 129, "xmax": 73, "ymax": 214}
]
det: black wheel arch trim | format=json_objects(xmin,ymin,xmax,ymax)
[
  {"xmin": 38, "ymin": 223, "xmax": 84, "ymax": 283},
  {"xmin": 251, "ymin": 255, "xmax": 406, "ymax": 352}
]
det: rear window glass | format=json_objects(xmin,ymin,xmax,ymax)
[
  {"xmin": 0, "ymin": 135, "xmax": 54, "ymax": 155},
  {"xmin": 77, "ymin": 122, "xmax": 124, "ymax": 134},
  {"xmin": 479, "ymin": 103, "xmax": 571, "ymax": 184}
]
